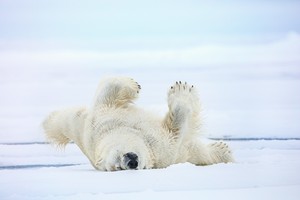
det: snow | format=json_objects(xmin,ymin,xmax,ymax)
[{"xmin": 1, "ymin": 140, "xmax": 300, "ymax": 199}]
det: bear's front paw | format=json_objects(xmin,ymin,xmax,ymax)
[
  {"xmin": 169, "ymin": 81, "xmax": 194, "ymax": 94},
  {"xmin": 168, "ymin": 81, "xmax": 199, "ymax": 111},
  {"xmin": 124, "ymin": 77, "xmax": 141, "ymax": 94}
]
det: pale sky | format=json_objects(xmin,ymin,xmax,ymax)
[{"xmin": 0, "ymin": 0, "xmax": 300, "ymax": 51}]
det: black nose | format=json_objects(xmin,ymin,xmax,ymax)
[{"xmin": 124, "ymin": 152, "xmax": 138, "ymax": 169}]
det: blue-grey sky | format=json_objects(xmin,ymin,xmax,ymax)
[{"xmin": 1, "ymin": 0, "xmax": 300, "ymax": 50}]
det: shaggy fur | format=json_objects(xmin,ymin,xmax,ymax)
[{"xmin": 43, "ymin": 77, "xmax": 233, "ymax": 171}]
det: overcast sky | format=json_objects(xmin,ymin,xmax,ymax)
[{"xmin": 0, "ymin": 0, "xmax": 300, "ymax": 51}]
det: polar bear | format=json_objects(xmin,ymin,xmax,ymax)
[{"xmin": 43, "ymin": 77, "xmax": 233, "ymax": 171}]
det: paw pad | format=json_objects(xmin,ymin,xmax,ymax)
[{"xmin": 169, "ymin": 81, "xmax": 194, "ymax": 93}]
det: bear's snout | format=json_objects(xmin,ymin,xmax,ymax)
[{"xmin": 124, "ymin": 152, "xmax": 138, "ymax": 169}]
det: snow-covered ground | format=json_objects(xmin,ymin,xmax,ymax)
[{"xmin": 1, "ymin": 140, "xmax": 300, "ymax": 199}]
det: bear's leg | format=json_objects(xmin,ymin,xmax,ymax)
[
  {"xmin": 43, "ymin": 107, "xmax": 97, "ymax": 168},
  {"xmin": 43, "ymin": 107, "xmax": 87, "ymax": 148},
  {"xmin": 187, "ymin": 140, "xmax": 234, "ymax": 165},
  {"xmin": 163, "ymin": 81, "xmax": 201, "ymax": 139},
  {"xmin": 93, "ymin": 77, "xmax": 141, "ymax": 108}
]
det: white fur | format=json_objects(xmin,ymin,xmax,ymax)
[{"xmin": 43, "ymin": 77, "xmax": 233, "ymax": 171}]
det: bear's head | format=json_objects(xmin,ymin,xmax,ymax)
[{"xmin": 94, "ymin": 130, "xmax": 154, "ymax": 171}]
